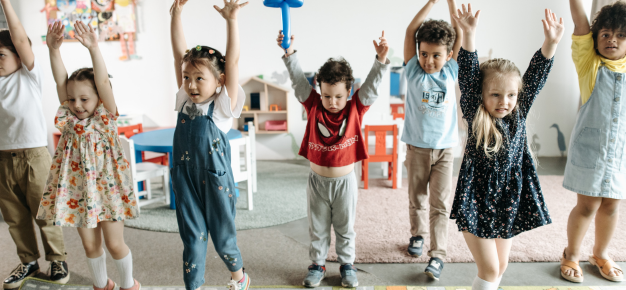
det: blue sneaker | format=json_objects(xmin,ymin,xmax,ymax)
[
  {"xmin": 302, "ymin": 264, "xmax": 326, "ymax": 288},
  {"xmin": 340, "ymin": 264, "xmax": 358, "ymax": 288},
  {"xmin": 408, "ymin": 236, "xmax": 424, "ymax": 257},
  {"xmin": 425, "ymin": 257, "xmax": 444, "ymax": 281}
]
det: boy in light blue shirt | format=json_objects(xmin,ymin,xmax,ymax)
[{"xmin": 402, "ymin": 0, "xmax": 461, "ymax": 281}]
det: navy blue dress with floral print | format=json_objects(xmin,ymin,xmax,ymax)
[{"xmin": 449, "ymin": 48, "xmax": 553, "ymax": 239}]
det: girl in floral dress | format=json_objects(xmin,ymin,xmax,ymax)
[
  {"xmin": 449, "ymin": 4, "xmax": 564, "ymax": 290},
  {"xmin": 36, "ymin": 21, "xmax": 140, "ymax": 290}
]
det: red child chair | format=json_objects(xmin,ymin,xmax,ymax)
[
  {"xmin": 118, "ymin": 124, "xmax": 169, "ymax": 166},
  {"xmin": 390, "ymin": 103, "xmax": 405, "ymax": 120},
  {"xmin": 362, "ymin": 124, "xmax": 398, "ymax": 189}
]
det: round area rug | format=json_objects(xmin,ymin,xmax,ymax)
[{"xmin": 124, "ymin": 160, "xmax": 309, "ymax": 232}]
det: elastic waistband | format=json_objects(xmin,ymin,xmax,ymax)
[
  {"xmin": 0, "ymin": 147, "xmax": 48, "ymax": 158},
  {"xmin": 309, "ymin": 169, "xmax": 356, "ymax": 182}
]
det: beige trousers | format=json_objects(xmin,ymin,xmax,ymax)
[
  {"xmin": 0, "ymin": 147, "xmax": 66, "ymax": 263},
  {"xmin": 404, "ymin": 145, "xmax": 454, "ymax": 259}
]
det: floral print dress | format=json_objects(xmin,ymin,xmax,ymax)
[
  {"xmin": 449, "ymin": 48, "xmax": 553, "ymax": 239},
  {"xmin": 37, "ymin": 101, "xmax": 138, "ymax": 228}
]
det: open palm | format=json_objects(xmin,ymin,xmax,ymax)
[
  {"xmin": 170, "ymin": 0, "xmax": 188, "ymax": 16},
  {"xmin": 47, "ymin": 21, "xmax": 65, "ymax": 50},
  {"xmin": 454, "ymin": 3, "xmax": 480, "ymax": 33},
  {"xmin": 74, "ymin": 21, "xmax": 98, "ymax": 49},
  {"xmin": 214, "ymin": 0, "xmax": 248, "ymax": 20},
  {"xmin": 542, "ymin": 9, "xmax": 565, "ymax": 44}
]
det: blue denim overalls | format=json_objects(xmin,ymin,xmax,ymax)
[
  {"xmin": 563, "ymin": 65, "xmax": 626, "ymax": 199},
  {"xmin": 172, "ymin": 101, "xmax": 243, "ymax": 290}
]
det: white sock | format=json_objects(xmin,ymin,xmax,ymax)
[
  {"xmin": 472, "ymin": 276, "xmax": 498, "ymax": 290},
  {"xmin": 496, "ymin": 275, "xmax": 503, "ymax": 288},
  {"xmin": 113, "ymin": 251, "xmax": 135, "ymax": 289},
  {"xmin": 86, "ymin": 250, "xmax": 108, "ymax": 288}
]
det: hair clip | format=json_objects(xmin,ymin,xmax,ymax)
[
  {"xmin": 195, "ymin": 45, "xmax": 202, "ymax": 51},
  {"xmin": 209, "ymin": 49, "xmax": 215, "ymax": 54},
  {"xmin": 185, "ymin": 49, "xmax": 190, "ymax": 54}
]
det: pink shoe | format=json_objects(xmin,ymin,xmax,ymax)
[
  {"xmin": 120, "ymin": 279, "xmax": 141, "ymax": 290},
  {"xmin": 93, "ymin": 279, "xmax": 116, "ymax": 290}
]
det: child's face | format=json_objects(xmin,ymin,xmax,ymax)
[
  {"xmin": 182, "ymin": 62, "xmax": 223, "ymax": 104},
  {"xmin": 0, "ymin": 47, "xmax": 22, "ymax": 77},
  {"xmin": 482, "ymin": 74, "xmax": 519, "ymax": 119},
  {"xmin": 596, "ymin": 28, "xmax": 626, "ymax": 60},
  {"xmin": 67, "ymin": 80, "xmax": 100, "ymax": 120},
  {"xmin": 418, "ymin": 42, "xmax": 453, "ymax": 74},
  {"xmin": 320, "ymin": 82, "xmax": 350, "ymax": 113}
]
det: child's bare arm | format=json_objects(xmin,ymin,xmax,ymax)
[
  {"xmin": 215, "ymin": 0, "xmax": 248, "ymax": 111},
  {"xmin": 541, "ymin": 9, "xmax": 564, "ymax": 59},
  {"xmin": 569, "ymin": 0, "xmax": 590, "ymax": 36},
  {"xmin": 452, "ymin": 3, "xmax": 480, "ymax": 52},
  {"xmin": 170, "ymin": 0, "xmax": 188, "ymax": 89},
  {"xmin": 404, "ymin": 0, "xmax": 439, "ymax": 64},
  {"xmin": 47, "ymin": 22, "xmax": 69, "ymax": 104},
  {"xmin": 447, "ymin": 0, "xmax": 463, "ymax": 61},
  {"xmin": 0, "ymin": 0, "xmax": 34, "ymax": 70},
  {"xmin": 74, "ymin": 21, "xmax": 116, "ymax": 115}
]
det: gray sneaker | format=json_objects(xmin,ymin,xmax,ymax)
[
  {"xmin": 340, "ymin": 264, "xmax": 358, "ymax": 288},
  {"xmin": 302, "ymin": 264, "xmax": 326, "ymax": 288}
]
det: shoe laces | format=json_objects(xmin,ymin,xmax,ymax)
[
  {"xmin": 9, "ymin": 264, "xmax": 28, "ymax": 278},
  {"xmin": 227, "ymin": 279, "xmax": 241, "ymax": 290},
  {"xmin": 50, "ymin": 261, "xmax": 67, "ymax": 277}
]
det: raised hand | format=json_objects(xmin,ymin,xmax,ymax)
[
  {"xmin": 74, "ymin": 21, "xmax": 98, "ymax": 49},
  {"xmin": 170, "ymin": 0, "xmax": 189, "ymax": 16},
  {"xmin": 277, "ymin": 30, "xmax": 295, "ymax": 55},
  {"xmin": 542, "ymin": 9, "xmax": 565, "ymax": 44},
  {"xmin": 452, "ymin": 3, "xmax": 480, "ymax": 33},
  {"xmin": 373, "ymin": 30, "xmax": 389, "ymax": 62},
  {"xmin": 47, "ymin": 21, "xmax": 65, "ymax": 50},
  {"xmin": 214, "ymin": 0, "xmax": 248, "ymax": 20}
]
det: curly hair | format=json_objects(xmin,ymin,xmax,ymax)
[
  {"xmin": 0, "ymin": 30, "xmax": 32, "ymax": 57},
  {"xmin": 69, "ymin": 68, "xmax": 113, "ymax": 90},
  {"xmin": 416, "ymin": 19, "xmax": 456, "ymax": 53},
  {"xmin": 316, "ymin": 57, "xmax": 355, "ymax": 92},
  {"xmin": 182, "ymin": 45, "xmax": 226, "ymax": 81},
  {"xmin": 591, "ymin": 1, "xmax": 626, "ymax": 44}
]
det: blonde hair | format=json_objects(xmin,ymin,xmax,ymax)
[{"xmin": 472, "ymin": 58, "xmax": 522, "ymax": 158}]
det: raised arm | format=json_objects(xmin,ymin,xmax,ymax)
[
  {"xmin": 170, "ymin": 0, "xmax": 188, "ymax": 89},
  {"xmin": 359, "ymin": 31, "xmax": 391, "ymax": 106},
  {"xmin": 404, "ymin": 0, "xmax": 440, "ymax": 64},
  {"xmin": 47, "ymin": 22, "xmax": 69, "ymax": 104},
  {"xmin": 452, "ymin": 3, "xmax": 480, "ymax": 53},
  {"xmin": 215, "ymin": 0, "xmax": 248, "ymax": 111},
  {"xmin": 279, "ymin": 32, "xmax": 313, "ymax": 103},
  {"xmin": 570, "ymin": 0, "xmax": 590, "ymax": 36},
  {"xmin": 74, "ymin": 21, "xmax": 116, "ymax": 115},
  {"xmin": 453, "ymin": 3, "xmax": 482, "ymax": 119},
  {"xmin": 447, "ymin": 0, "xmax": 463, "ymax": 60},
  {"xmin": 1, "ymin": 0, "xmax": 34, "ymax": 70},
  {"xmin": 541, "ymin": 9, "xmax": 564, "ymax": 59},
  {"xmin": 518, "ymin": 49, "xmax": 554, "ymax": 117}
]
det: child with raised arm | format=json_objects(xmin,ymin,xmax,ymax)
[
  {"xmin": 277, "ymin": 30, "xmax": 390, "ymax": 288},
  {"xmin": 450, "ymin": 4, "xmax": 563, "ymax": 290},
  {"xmin": 402, "ymin": 0, "xmax": 462, "ymax": 280},
  {"xmin": 36, "ymin": 21, "xmax": 140, "ymax": 290},
  {"xmin": 0, "ymin": 0, "xmax": 69, "ymax": 287},
  {"xmin": 560, "ymin": 0, "xmax": 626, "ymax": 283},
  {"xmin": 169, "ymin": 1, "xmax": 250, "ymax": 290}
]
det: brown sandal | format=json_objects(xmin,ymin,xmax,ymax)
[
  {"xmin": 560, "ymin": 249, "xmax": 583, "ymax": 283},
  {"xmin": 589, "ymin": 255, "xmax": 624, "ymax": 282}
]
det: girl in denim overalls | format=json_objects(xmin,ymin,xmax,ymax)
[
  {"xmin": 561, "ymin": 0, "xmax": 625, "ymax": 283},
  {"xmin": 170, "ymin": 1, "xmax": 250, "ymax": 290}
]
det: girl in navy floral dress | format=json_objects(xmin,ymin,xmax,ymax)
[{"xmin": 449, "ymin": 4, "xmax": 564, "ymax": 290}]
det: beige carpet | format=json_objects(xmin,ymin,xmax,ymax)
[{"xmin": 327, "ymin": 176, "xmax": 626, "ymax": 263}]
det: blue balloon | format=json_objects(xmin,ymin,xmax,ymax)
[{"xmin": 263, "ymin": 0, "xmax": 303, "ymax": 50}]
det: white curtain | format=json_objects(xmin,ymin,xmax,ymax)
[{"xmin": 591, "ymin": 0, "xmax": 619, "ymax": 21}]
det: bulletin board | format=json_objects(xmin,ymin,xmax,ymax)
[{"xmin": 42, "ymin": 0, "xmax": 137, "ymax": 42}]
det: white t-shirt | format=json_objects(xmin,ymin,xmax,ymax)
[
  {"xmin": 175, "ymin": 85, "xmax": 245, "ymax": 134},
  {"xmin": 0, "ymin": 59, "xmax": 46, "ymax": 150}
]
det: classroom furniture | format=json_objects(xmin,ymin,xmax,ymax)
[
  {"xmin": 119, "ymin": 136, "xmax": 171, "ymax": 211},
  {"xmin": 118, "ymin": 124, "xmax": 169, "ymax": 165},
  {"xmin": 361, "ymin": 124, "xmax": 399, "ymax": 189},
  {"xmin": 240, "ymin": 77, "xmax": 290, "ymax": 134}
]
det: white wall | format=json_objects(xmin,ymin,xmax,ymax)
[{"xmin": 17, "ymin": 0, "xmax": 592, "ymax": 158}]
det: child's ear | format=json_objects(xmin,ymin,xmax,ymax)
[
  {"xmin": 218, "ymin": 73, "xmax": 225, "ymax": 86},
  {"xmin": 447, "ymin": 50, "xmax": 453, "ymax": 61}
]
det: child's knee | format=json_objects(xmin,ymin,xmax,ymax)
[
  {"xmin": 498, "ymin": 260, "xmax": 508, "ymax": 276},
  {"xmin": 82, "ymin": 243, "xmax": 102, "ymax": 256},
  {"xmin": 577, "ymin": 200, "xmax": 601, "ymax": 216},
  {"xmin": 104, "ymin": 238, "xmax": 127, "ymax": 256},
  {"xmin": 480, "ymin": 265, "xmax": 500, "ymax": 281},
  {"xmin": 599, "ymin": 198, "xmax": 620, "ymax": 215}
]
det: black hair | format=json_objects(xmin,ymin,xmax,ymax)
[
  {"xmin": 182, "ymin": 45, "xmax": 226, "ymax": 80},
  {"xmin": 0, "ymin": 29, "xmax": 32, "ymax": 57},
  {"xmin": 416, "ymin": 19, "xmax": 456, "ymax": 53},
  {"xmin": 316, "ymin": 57, "xmax": 354, "ymax": 92},
  {"xmin": 591, "ymin": 1, "xmax": 626, "ymax": 47}
]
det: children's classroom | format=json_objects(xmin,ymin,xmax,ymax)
[{"xmin": 0, "ymin": 0, "xmax": 625, "ymax": 290}]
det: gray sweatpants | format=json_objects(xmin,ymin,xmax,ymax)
[{"xmin": 307, "ymin": 170, "xmax": 358, "ymax": 265}]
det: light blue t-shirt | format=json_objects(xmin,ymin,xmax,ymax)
[{"xmin": 401, "ymin": 55, "xmax": 459, "ymax": 149}]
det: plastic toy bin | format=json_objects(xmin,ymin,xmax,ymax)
[{"xmin": 265, "ymin": 120, "xmax": 287, "ymax": 131}]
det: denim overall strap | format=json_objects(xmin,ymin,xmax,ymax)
[
  {"xmin": 563, "ymin": 66, "xmax": 626, "ymax": 199},
  {"xmin": 171, "ymin": 100, "xmax": 242, "ymax": 290}
]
